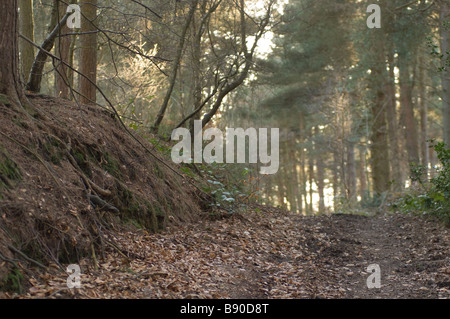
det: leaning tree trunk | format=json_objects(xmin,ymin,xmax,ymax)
[
  {"xmin": 153, "ymin": 0, "xmax": 198, "ymax": 133},
  {"xmin": 26, "ymin": 6, "xmax": 70, "ymax": 93}
]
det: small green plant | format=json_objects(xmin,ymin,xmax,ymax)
[
  {"xmin": 1, "ymin": 268, "xmax": 23, "ymax": 294},
  {"xmin": 0, "ymin": 150, "xmax": 21, "ymax": 199},
  {"xmin": 199, "ymin": 163, "xmax": 259, "ymax": 215},
  {"xmin": 395, "ymin": 141, "xmax": 450, "ymax": 225},
  {"xmin": 360, "ymin": 191, "xmax": 386, "ymax": 208}
]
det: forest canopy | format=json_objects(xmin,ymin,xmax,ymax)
[{"xmin": 4, "ymin": 0, "xmax": 450, "ymax": 216}]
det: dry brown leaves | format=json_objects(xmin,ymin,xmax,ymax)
[{"xmin": 5, "ymin": 207, "xmax": 450, "ymax": 299}]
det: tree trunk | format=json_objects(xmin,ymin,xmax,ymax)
[
  {"xmin": 299, "ymin": 116, "xmax": 306, "ymax": 214},
  {"xmin": 188, "ymin": 1, "xmax": 205, "ymax": 133},
  {"xmin": 386, "ymin": 50, "xmax": 403, "ymax": 190},
  {"xmin": 332, "ymin": 150, "xmax": 340, "ymax": 210},
  {"xmin": 55, "ymin": 1, "xmax": 72, "ymax": 99},
  {"xmin": 441, "ymin": 0, "xmax": 450, "ymax": 145},
  {"xmin": 346, "ymin": 141, "xmax": 356, "ymax": 201},
  {"xmin": 358, "ymin": 147, "xmax": 367, "ymax": 199},
  {"xmin": 418, "ymin": 51, "xmax": 429, "ymax": 177},
  {"xmin": 314, "ymin": 127, "xmax": 325, "ymax": 214},
  {"xmin": 308, "ymin": 153, "xmax": 314, "ymax": 214},
  {"xmin": 368, "ymin": 36, "xmax": 391, "ymax": 194},
  {"xmin": 289, "ymin": 139, "xmax": 300, "ymax": 213},
  {"xmin": 153, "ymin": 0, "xmax": 198, "ymax": 132},
  {"xmin": 79, "ymin": 0, "xmax": 98, "ymax": 104},
  {"xmin": 0, "ymin": 0, "xmax": 26, "ymax": 107},
  {"xmin": 399, "ymin": 56, "xmax": 420, "ymax": 164},
  {"xmin": 26, "ymin": 5, "xmax": 70, "ymax": 93},
  {"xmin": 19, "ymin": 0, "xmax": 34, "ymax": 83},
  {"xmin": 370, "ymin": 87, "xmax": 391, "ymax": 194}
]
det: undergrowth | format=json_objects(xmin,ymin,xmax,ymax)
[
  {"xmin": 392, "ymin": 141, "xmax": 450, "ymax": 226},
  {"xmin": 180, "ymin": 162, "xmax": 261, "ymax": 216}
]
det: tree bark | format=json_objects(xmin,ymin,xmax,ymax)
[
  {"xmin": 55, "ymin": 1, "xmax": 73, "ymax": 99},
  {"xmin": 441, "ymin": 0, "xmax": 450, "ymax": 145},
  {"xmin": 314, "ymin": 127, "xmax": 325, "ymax": 214},
  {"xmin": 346, "ymin": 141, "xmax": 356, "ymax": 201},
  {"xmin": 386, "ymin": 50, "xmax": 403, "ymax": 190},
  {"xmin": 370, "ymin": 87, "xmax": 391, "ymax": 194},
  {"xmin": 26, "ymin": 8, "xmax": 70, "ymax": 93},
  {"xmin": 79, "ymin": 0, "xmax": 98, "ymax": 104},
  {"xmin": 0, "ymin": 0, "xmax": 27, "ymax": 108},
  {"xmin": 399, "ymin": 56, "xmax": 420, "ymax": 164},
  {"xmin": 367, "ymin": 31, "xmax": 391, "ymax": 194},
  {"xmin": 332, "ymin": 150, "xmax": 340, "ymax": 210},
  {"xmin": 308, "ymin": 152, "xmax": 314, "ymax": 213},
  {"xmin": 358, "ymin": 147, "xmax": 367, "ymax": 199},
  {"xmin": 19, "ymin": 0, "xmax": 35, "ymax": 83},
  {"xmin": 418, "ymin": 51, "xmax": 429, "ymax": 177}
]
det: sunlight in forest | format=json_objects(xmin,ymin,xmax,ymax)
[{"xmin": 0, "ymin": 0, "xmax": 448, "ymax": 301}]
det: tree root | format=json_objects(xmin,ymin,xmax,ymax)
[{"xmin": 7, "ymin": 244, "xmax": 46, "ymax": 269}]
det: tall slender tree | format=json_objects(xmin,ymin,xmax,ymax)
[
  {"xmin": 1, "ymin": 0, "xmax": 28, "ymax": 109},
  {"xmin": 440, "ymin": 0, "xmax": 450, "ymax": 145},
  {"xmin": 79, "ymin": 0, "xmax": 98, "ymax": 104},
  {"xmin": 19, "ymin": 0, "xmax": 35, "ymax": 83}
]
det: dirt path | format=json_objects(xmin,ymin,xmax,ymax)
[
  {"xmin": 299, "ymin": 213, "xmax": 449, "ymax": 298},
  {"xmin": 7, "ymin": 207, "xmax": 449, "ymax": 299}
]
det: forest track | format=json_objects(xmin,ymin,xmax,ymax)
[
  {"xmin": 4, "ymin": 206, "xmax": 449, "ymax": 299},
  {"xmin": 297, "ymin": 212, "xmax": 450, "ymax": 298}
]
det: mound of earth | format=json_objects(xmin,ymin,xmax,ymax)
[{"xmin": 0, "ymin": 93, "xmax": 208, "ymax": 291}]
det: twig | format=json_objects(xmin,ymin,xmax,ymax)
[
  {"xmin": 104, "ymin": 239, "xmax": 145, "ymax": 260},
  {"xmin": 7, "ymin": 244, "xmax": 46, "ymax": 269},
  {"xmin": 0, "ymin": 251, "xmax": 20, "ymax": 269}
]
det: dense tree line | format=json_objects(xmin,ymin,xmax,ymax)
[{"xmin": 2, "ymin": 0, "xmax": 450, "ymax": 214}]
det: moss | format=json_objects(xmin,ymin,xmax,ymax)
[
  {"xmin": 0, "ymin": 157, "xmax": 21, "ymax": 181},
  {"xmin": 42, "ymin": 138, "xmax": 65, "ymax": 166},
  {"xmin": 0, "ymin": 94, "xmax": 11, "ymax": 106},
  {"xmin": 71, "ymin": 148, "xmax": 92, "ymax": 178},
  {"xmin": 153, "ymin": 162, "xmax": 165, "ymax": 179},
  {"xmin": 145, "ymin": 203, "xmax": 158, "ymax": 233},
  {"xmin": 0, "ymin": 268, "xmax": 23, "ymax": 294},
  {"xmin": 102, "ymin": 152, "xmax": 122, "ymax": 180},
  {"xmin": 0, "ymin": 151, "xmax": 21, "ymax": 199},
  {"xmin": 125, "ymin": 217, "xmax": 143, "ymax": 230},
  {"xmin": 112, "ymin": 179, "xmax": 170, "ymax": 233},
  {"xmin": 11, "ymin": 117, "xmax": 29, "ymax": 129}
]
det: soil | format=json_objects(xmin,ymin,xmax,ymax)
[{"xmin": 0, "ymin": 93, "xmax": 206, "ymax": 289}]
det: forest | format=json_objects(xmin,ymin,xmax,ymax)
[{"xmin": 0, "ymin": 0, "xmax": 449, "ymax": 301}]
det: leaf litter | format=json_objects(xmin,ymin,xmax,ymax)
[{"xmin": 2, "ymin": 205, "xmax": 449, "ymax": 299}]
